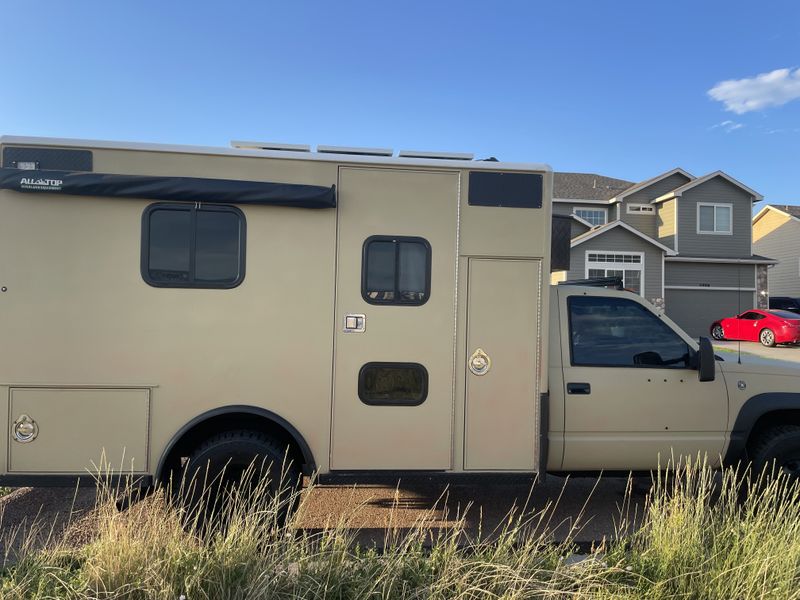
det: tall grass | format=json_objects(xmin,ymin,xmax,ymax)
[{"xmin": 1, "ymin": 461, "xmax": 800, "ymax": 599}]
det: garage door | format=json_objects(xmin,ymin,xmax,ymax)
[{"xmin": 665, "ymin": 289, "xmax": 756, "ymax": 338}]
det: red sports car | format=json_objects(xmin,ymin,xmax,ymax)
[{"xmin": 710, "ymin": 309, "xmax": 800, "ymax": 347}]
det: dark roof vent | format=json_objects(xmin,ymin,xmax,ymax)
[
  {"xmin": 230, "ymin": 140, "xmax": 311, "ymax": 152},
  {"xmin": 316, "ymin": 145, "xmax": 393, "ymax": 157},
  {"xmin": 398, "ymin": 150, "xmax": 474, "ymax": 160}
]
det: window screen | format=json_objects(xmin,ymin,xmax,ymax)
[
  {"xmin": 358, "ymin": 362, "xmax": 428, "ymax": 406},
  {"xmin": 142, "ymin": 203, "xmax": 245, "ymax": 288},
  {"xmin": 362, "ymin": 236, "xmax": 431, "ymax": 305},
  {"xmin": 569, "ymin": 296, "xmax": 692, "ymax": 368}
]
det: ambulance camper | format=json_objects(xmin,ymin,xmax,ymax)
[{"xmin": 1, "ymin": 136, "xmax": 799, "ymax": 496}]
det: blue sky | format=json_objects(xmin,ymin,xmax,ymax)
[{"xmin": 1, "ymin": 1, "xmax": 799, "ymax": 203}]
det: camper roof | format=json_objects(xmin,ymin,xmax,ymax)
[{"xmin": 0, "ymin": 135, "xmax": 551, "ymax": 174}]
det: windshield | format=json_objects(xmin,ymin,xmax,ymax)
[{"xmin": 769, "ymin": 310, "xmax": 800, "ymax": 320}]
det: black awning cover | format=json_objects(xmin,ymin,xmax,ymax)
[{"xmin": 0, "ymin": 168, "xmax": 336, "ymax": 209}]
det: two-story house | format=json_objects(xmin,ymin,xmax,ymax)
[
  {"xmin": 552, "ymin": 168, "xmax": 775, "ymax": 337},
  {"xmin": 753, "ymin": 205, "xmax": 800, "ymax": 297}
]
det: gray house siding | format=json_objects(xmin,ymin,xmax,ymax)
[
  {"xmin": 619, "ymin": 206, "xmax": 658, "ymax": 238},
  {"xmin": 657, "ymin": 198, "xmax": 677, "ymax": 250},
  {"xmin": 665, "ymin": 289, "xmax": 756, "ymax": 338},
  {"xmin": 675, "ymin": 177, "xmax": 753, "ymax": 258},
  {"xmin": 571, "ymin": 219, "xmax": 591, "ymax": 238},
  {"xmin": 753, "ymin": 210, "xmax": 800, "ymax": 296},
  {"xmin": 664, "ymin": 262, "xmax": 756, "ymax": 288},
  {"xmin": 568, "ymin": 227, "xmax": 663, "ymax": 305},
  {"xmin": 619, "ymin": 173, "xmax": 691, "ymax": 239},
  {"xmin": 625, "ymin": 173, "xmax": 693, "ymax": 203}
]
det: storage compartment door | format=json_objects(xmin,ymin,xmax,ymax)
[
  {"xmin": 9, "ymin": 388, "xmax": 149, "ymax": 474},
  {"xmin": 464, "ymin": 259, "xmax": 541, "ymax": 470}
]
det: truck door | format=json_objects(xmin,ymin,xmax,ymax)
[
  {"xmin": 330, "ymin": 167, "xmax": 459, "ymax": 470},
  {"xmin": 559, "ymin": 288, "xmax": 728, "ymax": 470}
]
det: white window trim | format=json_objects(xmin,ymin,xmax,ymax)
[
  {"xmin": 697, "ymin": 202, "xmax": 733, "ymax": 235},
  {"xmin": 573, "ymin": 207, "xmax": 607, "ymax": 227},
  {"xmin": 585, "ymin": 249, "xmax": 645, "ymax": 296},
  {"xmin": 626, "ymin": 203, "xmax": 655, "ymax": 214}
]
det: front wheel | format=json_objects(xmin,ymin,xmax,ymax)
[
  {"xmin": 751, "ymin": 425, "xmax": 800, "ymax": 481},
  {"xmin": 711, "ymin": 324, "xmax": 725, "ymax": 340},
  {"xmin": 760, "ymin": 328, "xmax": 776, "ymax": 347}
]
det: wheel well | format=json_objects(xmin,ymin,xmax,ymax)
[
  {"xmin": 747, "ymin": 410, "xmax": 800, "ymax": 453},
  {"xmin": 157, "ymin": 409, "xmax": 314, "ymax": 483}
]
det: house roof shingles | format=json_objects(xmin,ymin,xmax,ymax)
[
  {"xmin": 774, "ymin": 204, "xmax": 800, "ymax": 219},
  {"xmin": 553, "ymin": 172, "xmax": 635, "ymax": 201}
]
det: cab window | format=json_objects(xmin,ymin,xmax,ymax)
[{"xmin": 568, "ymin": 296, "xmax": 692, "ymax": 368}]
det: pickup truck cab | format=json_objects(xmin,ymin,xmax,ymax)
[{"xmin": 550, "ymin": 284, "xmax": 800, "ymax": 476}]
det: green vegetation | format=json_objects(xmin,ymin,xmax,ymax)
[{"xmin": 1, "ymin": 463, "xmax": 800, "ymax": 599}]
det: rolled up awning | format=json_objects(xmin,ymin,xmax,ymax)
[{"xmin": 0, "ymin": 168, "xmax": 336, "ymax": 209}]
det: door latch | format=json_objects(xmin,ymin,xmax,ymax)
[
  {"xmin": 13, "ymin": 414, "xmax": 38, "ymax": 443},
  {"xmin": 469, "ymin": 348, "xmax": 491, "ymax": 376},
  {"xmin": 343, "ymin": 313, "xmax": 366, "ymax": 333}
]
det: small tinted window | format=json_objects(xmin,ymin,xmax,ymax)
[
  {"xmin": 468, "ymin": 171, "xmax": 543, "ymax": 208},
  {"xmin": 569, "ymin": 296, "xmax": 692, "ymax": 368},
  {"xmin": 143, "ymin": 204, "xmax": 245, "ymax": 288},
  {"xmin": 362, "ymin": 236, "xmax": 431, "ymax": 305},
  {"xmin": 739, "ymin": 312, "xmax": 764, "ymax": 320},
  {"xmin": 358, "ymin": 363, "xmax": 428, "ymax": 406}
]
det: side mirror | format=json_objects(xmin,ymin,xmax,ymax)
[{"xmin": 696, "ymin": 337, "xmax": 716, "ymax": 382}]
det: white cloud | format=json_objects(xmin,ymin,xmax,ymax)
[
  {"xmin": 708, "ymin": 67, "xmax": 800, "ymax": 114},
  {"xmin": 710, "ymin": 120, "xmax": 744, "ymax": 133}
]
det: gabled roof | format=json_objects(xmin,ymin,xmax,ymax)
[
  {"xmin": 653, "ymin": 171, "xmax": 763, "ymax": 203},
  {"xmin": 570, "ymin": 213, "xmax": 594, "ymax": 228},
  {"xmin": 553, "ymin": 172, "xmax": 634, "ymax": 202},
  {"xmin": 608, "ymin": 167, "xmax": 693, "ymax": 202},
  {"xmin": 753, "ymin": 204, "xmax": 800, "ymax": 225},
  {"xmin": 570, "ymin": 220, "xmax": 677, "ymax": 254}
]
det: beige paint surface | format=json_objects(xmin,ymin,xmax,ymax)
[
  {"xmin": 464, "ymin": 259, "xmax": 541, "ymax": 470},
  {"xmin": 9, "ymin": 388, "xmax": 149, "ymax": 473},
  {"xmin": 330, "ymin": 168, "xmax": 459, "ymax": 470}
]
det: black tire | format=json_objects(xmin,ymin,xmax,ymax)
[
  {"xmin": 711, "ymin": 324, "xmax": 725, "ymax": 340},
  {"xmin": 759, "ymin": 328, "xmax": 776, "ymax": 347},
  {"xmin": 750, "ymin": 424, "xmax": 800, "ymax": 480},
  {"xmin": 179, "ymin": 429, "xmax": 301, "ymax": 524}
]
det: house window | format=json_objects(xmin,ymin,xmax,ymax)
[
  {"xmin": 586, "ymin": 251, "xmax": 644, "ymax": 295},
  {"xmin": 626, "ymin": 204, "xmax": 655, "ymax": 214},
  {"xmin": 142, "ymin": 203, "xmax": 245, "ymax": 288},
  {"xmin": 697, "ymin": 203, "xmax": 732, "ymax": 234},
  {"xmin": 358, "ymin": 362, "xmax": 428, "ymax": 406},
  {"xmin": 574, "ymin": 208, "xmax": 606, "ymax": 226},
  {"xmin": 362, "ymin": 236, "xmax": 431, "ymax": 305}
]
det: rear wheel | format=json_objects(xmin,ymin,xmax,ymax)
[
  {"xmin": 759, "ymin": 328, "xmax": 776, "ymax": 347},
  {"xmin": 711, "ymin": 324, "xmax": 725, "ymax": 340},
  {"xmin": 178, "ymin": 430, "xmax": 301, "ymax": 525}
]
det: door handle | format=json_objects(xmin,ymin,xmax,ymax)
[{"xmin": 567, "ymin": 382, "xmax": 591, "ymax": 395}]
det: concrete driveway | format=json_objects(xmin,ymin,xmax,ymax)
[{"xmin": 713, "ymin": 339, "xmax": 800, "ymax": 368}]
